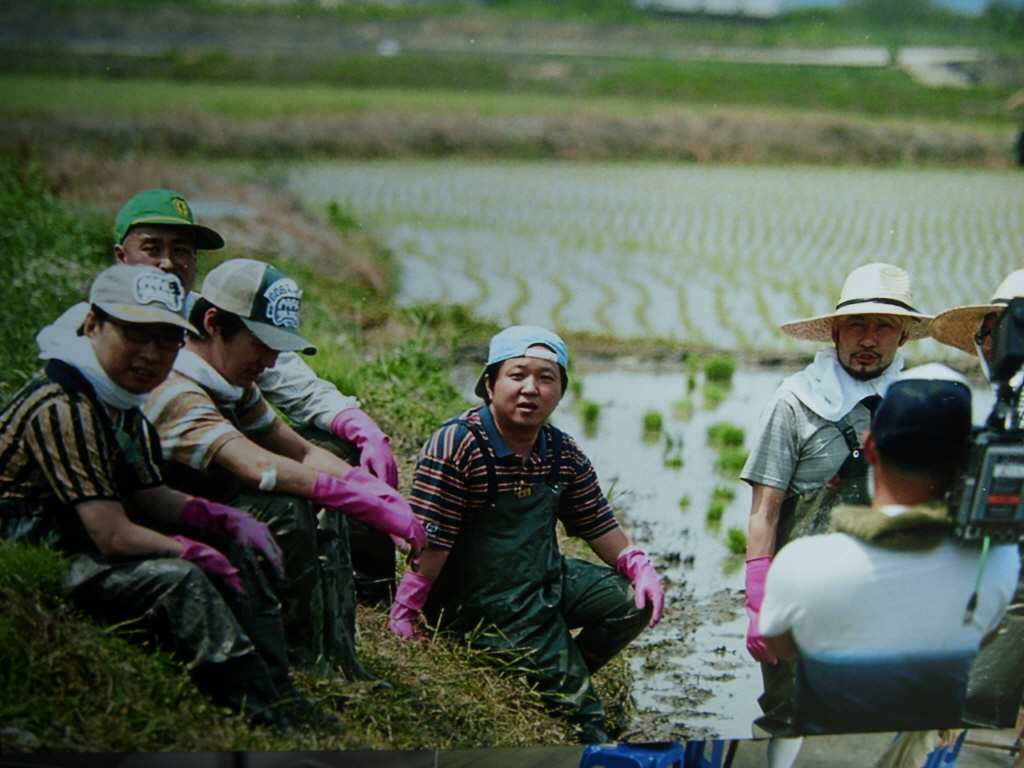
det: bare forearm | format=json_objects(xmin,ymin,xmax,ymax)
[
  {"xmin": 747, "ymin": 484, "xmax": 785, "ymax": 559},
  {"xmin": 588, "ymin": 527, "xmax": 632, "ymax": 568},
  {"xmin": 412, "ymin": 547, "xmax": 450, "ymax": 581}
]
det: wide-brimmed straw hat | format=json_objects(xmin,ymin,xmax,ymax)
[
  {"xmin": 930, "ymin": 270, "xmax": 1024, "ymax": 355},
  {"xmin": 779, "ymin": 263, "xmax": 932, "ymax": 342}
]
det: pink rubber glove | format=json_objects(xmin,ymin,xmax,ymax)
[
  {"xmin": 616, "ymin": 548, "xmax": 665, "ymax": 628},
  {"xmin": 309, "ymin": 467, "xmax": 427, "ymax": 557},
  {"xmin": 745, "ymin": 555, "xmax": 778, "ymax": 664},
  {"xmin": 388, "ymin": 570, "xmax": 434, "ymax": 638},
  {"xmin": 169, "ymin": 535, "xmax": 245, "ymax": 596},
  {"xmin": 179, "ymin": 497, "xmax": 284, "ymax": 580},
  {"xmin": 331, "ymin": 408, "xmax": 400, "ymax": 489}
]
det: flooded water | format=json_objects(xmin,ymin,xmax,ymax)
[
  {"xmin": 546, "ymin": 362, "xmax": 995, "ymax": 740},
  {"xmin": 287, "ymin": 160, "xmax": 1024, "ymax": 360}
]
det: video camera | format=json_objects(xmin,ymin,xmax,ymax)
[{"xmin": 949, "ymin": 297, "xmax": 1024, "ymax": 543}]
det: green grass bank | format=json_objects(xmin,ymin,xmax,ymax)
[{"xmin": 0, "ymin": 155, "xmax": 642, "ymax": 752}]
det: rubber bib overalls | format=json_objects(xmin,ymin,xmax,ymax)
[{"xmin": 427, "ymin": 419, "xmax": 648, "ymax": 741}]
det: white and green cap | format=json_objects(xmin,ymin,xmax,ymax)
[
  {"xmin": 89, "ymin": 265, "xmax": 197, "ymax": 333},
  {"xmin": 199, "ymin": 258, "xmax": 316, "ymax": 355}
]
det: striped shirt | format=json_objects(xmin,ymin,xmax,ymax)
[
  {"xmin": 144, "ymin": 370, "xmax": 277, "ymax": 471},
  {"xmin": 0, "ymin": 360, "xmax": 163, "ymax": 549},
  {"xmin": 410, "ymin": 405, "xmax": 620, "ymax": 551}
]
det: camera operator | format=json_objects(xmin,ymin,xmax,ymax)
[
  {"xmin": 931, "ymin": 270, "xmax": 1024, "ymax": 729},
  {"xmin": 759, "ymin": 366, "xmax": 1019, "ymax": 743}
]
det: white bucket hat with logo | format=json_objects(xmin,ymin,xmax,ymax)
[
  {"xmin": 779, "ymin": 263, "xmax": 932, "ymax": 342},
  {"xmin": 930, "ymin": 270, "xmax": 1024, "ymax": 355},
  {"xmin": 199, "ymin": 258, "xmax": 316, "ymax": 355}
]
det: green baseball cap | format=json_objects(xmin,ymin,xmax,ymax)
[{"xmin": 115, "ymin": 189, "xmax": 225, "ymax": 250}]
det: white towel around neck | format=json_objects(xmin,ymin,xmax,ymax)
[{"xmin": 777, "ymin": 348, "xmax": 906, "ymax": 422}]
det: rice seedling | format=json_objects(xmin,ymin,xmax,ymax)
[
  {"xmin": 702, "ymin": 381, "xmax": 729, "ymax": 410},
  {"xmin": 703, "ymin": 356, "xmax": 736, "ymax": 383},
  {"xmin": 678, "ymin": 494, "xmax": 691, "ymax": 510},
  {"xmin": 726, "ymin": 527, "xmax": 748, "ymax": 556},
  {"xmin": 707, "ymin": 423, "xmax": 746, "ymax": 448},
  {"xmin": 642, "ymin": 410, "xmax": 664, "ymax": 433},
  {"xmin": 663, "ymin": 432, "xmax": 684, "ymax": 469},
  {"xmin": 706, "ymin": 499, "xmax": 726, "ymax": 523},
  {"xmin": 672, "ymin": 398, "xmax": 694, "ymax": 420},
  {"xmin": 715, "ymin": 448, "xmax": 750, "ymax": 477}
]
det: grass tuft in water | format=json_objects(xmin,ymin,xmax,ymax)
[{"xmin": 726, "ymin": 527, "xmax": 748, "ymax": 556}]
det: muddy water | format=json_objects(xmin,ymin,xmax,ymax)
[{"xmin": 543, "ymin": 362, "xmax": 996, "ymax": 741}]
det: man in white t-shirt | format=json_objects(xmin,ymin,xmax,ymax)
[{"xmin": 760, "ymin": 368, "xmax": 1019, "ymax": 736}]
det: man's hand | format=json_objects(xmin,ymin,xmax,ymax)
[
  {"xmin": 387, "ymin": 570, "xmax": 434, "ymax": 638},
  {"xmin": 616, "ymin": 548, "xmax": 665, "ymax": 627},
  {"xmin": 310, "ymin": 468, "xmax": 426, "ymax": 557},
  {"xmin": 179, "ymin": 498, "xmax": 284, "ymax": 580},
  {"xmin": 331, "ymin": 408, "xmax": 400, "ymax": 489},
  {"xmin": 744, "ymin": 555, "xmax": 778, "ymax": 663},
  {"xmin": 169, "ymin": 535, "xmax": 245, "ymax": 596}
]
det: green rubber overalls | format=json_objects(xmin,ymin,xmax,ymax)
[
  {"xmin": 757, "ymin": 408, "xmax": 874, "ymax": 736},
  {"xmin": 427, "ymin": 419, "xmax": 648, "ymax": 742}
]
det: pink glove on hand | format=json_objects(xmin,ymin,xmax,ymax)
[
  {"xmin": 169, "ymin": 534, "xmax": 245, "ymax": 596},
  {"xmin": 745, "ymin": 555, "xmax": 778, "ymax": 664},
  {"xmin": 616, "ymin": 548, "xmax": 665, "ymax": 627},
  {"xmin": 179, "ymin": 497, "xmax": 284, "ymax": 580},
  {"xmin": 309, "ymin": 468, "xmax": 427, "ymax": 556},
  {"xmin": 331, "ymin": 408, "xmax": 400, "ymax": 489},
  {"xmin": 388, "ymin": 570, "xmax": 434, "ymax": 638}
]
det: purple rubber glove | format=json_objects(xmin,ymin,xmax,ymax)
[
  {"xmin": 179, "ymin": 497, "xmax": 284, "ymax": 581},
  {"xmin": 169, "ymin": 534, "xmax": 245, "ymax": 596},
  {"xmin": 309, "ymin": 467, "xmax": 427, "ymax": 557},
  {"xmin": 745, "ymin": 555, "xmax": 778, "ymax": 664},
  {"xmin": 331, "ymin": 408, "xmax": 400, "ymax": 489},
  {"xmin": 387, "ymin": 570, "xmax": 435, "ymax": 638},
  {"xmin": 616, "ymin": 548, "xmax": 665, "ymax": 627}
]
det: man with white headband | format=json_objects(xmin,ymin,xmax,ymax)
[
  {"xmin": 0, "ymin": 264, "xmax": 303, "ymax": 727},
  {"xmin": 740, "ymin": 263, "xmax": 932, "ymax": 764},
  {"xmin": 386, "ymin": 325, "xmax": 665, "ymax": 744},
  {"xmin": 931, "ymin": 270, "xmax": 1024, "ymax": 731}
]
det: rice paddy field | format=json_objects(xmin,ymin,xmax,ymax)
[
  {"xmin": 287, "ymin": 160, "xmax": 1024, "ymax": 361},
  {"xmin": 284, "ymin": 159, "xmax": 1020, "ymax": 738}
]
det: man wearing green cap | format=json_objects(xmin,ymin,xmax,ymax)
[
  {"xmin": 144, "ymin": 258, "xmax": 425, "ymax": 680},
  {"xmin": 1, "ymin": 264, "xmax": 303, "ymax": 726},
  {"xmin": 386, "ymin": 325, "xmax": 664, "ymax": 744},
  {"xmin": 37, "ymin": 188, "xmax": 402, "ymax": 605}
]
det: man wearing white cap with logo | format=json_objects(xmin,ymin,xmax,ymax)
[
  {"xmin": 37, "ymin": 188, "xmax": 403, "ymax": 605},
  {"xmin": 144, "ymin": 258, "xmax": 425, "ymax": 681},
  {"xmin": 931, "ymin": 270, "xmax": 1024, "ymax": 731},
  {"xmin": 386, "ymin": 325, "xmax": 665, "ymax": 744},
  {"xmin": 0, "ymin": 264, "xmax": 302, "ymax": 727},
  {"xmin": 740, "ymin": 263, "xmax": 932, "ymax": 763}
]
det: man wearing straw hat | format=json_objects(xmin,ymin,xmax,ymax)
[
  {"xmin": 931, "ymin": 269, "xmax": 1024, "ymax": 731},
  {"xmin": 739, "ymin": 263, "xmax": 931, "ymax": 759}
]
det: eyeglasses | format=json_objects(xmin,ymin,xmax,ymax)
[
  {"xmin": 107, "ymin": 317, "xmax": 186, "ymax": 352},
  {"xmin": 974, "ymin": 312, "xmax": 999, "ymax": 348}
]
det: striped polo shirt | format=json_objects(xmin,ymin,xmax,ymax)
[
  {"xmin": 410, "ymin": 405, "xmax": 620, "ymax": 551},
  {"xmin": 0, "ymin": 360, "xmax": 163, "ymax": 550}
]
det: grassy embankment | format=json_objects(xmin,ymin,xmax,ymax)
[
  {"xmin": 2, "ymin": 0, "xmax": 1022, "ymax": 165},
  {"xmin": 0, "ymin": 157, "xmax": 639, "ymax": 752}
]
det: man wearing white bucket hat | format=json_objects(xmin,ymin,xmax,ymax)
[
  {"xmin": 386, "ymin": 325, "xmax": 665, "ymax": 744},
  {"xmin": 931, "ymin": 269, "xmax": 1024, "ymax": 731},
  {"xmin": 740, "ymin": 263, "xmax": 932, "ymax": 758}
]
